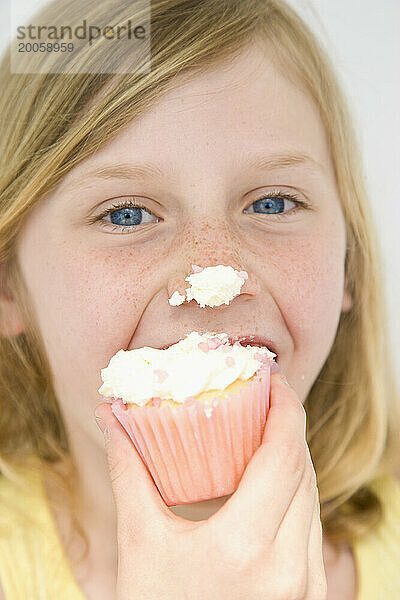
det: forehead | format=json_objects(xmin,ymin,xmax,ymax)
[{"xmin": 62, "ymin": 40, "xmax": 332, "ymax": 185}]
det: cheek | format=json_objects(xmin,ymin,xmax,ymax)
[
  {"xmin": 20, "ymin": 237, "xmax": 171, "ymax": 399},
  {"xmin": 238, "ymin": 208, "xmax": 346, "ymax": 391},
  {"xmin": 277, "ymin": 233, "xmax": 345, "ymax": 338},
  {"xmin": 266, "ymin": 222, "xmax": 347, "ymax": 386}
]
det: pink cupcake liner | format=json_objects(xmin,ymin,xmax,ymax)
[{"xmin": 110, "ymin": 363, "xmax": 271, "ymax": 506}]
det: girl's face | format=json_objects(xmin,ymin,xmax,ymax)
[{"xmin": 13, "ymin": 41, "xmax": 351, "ymax": 447}]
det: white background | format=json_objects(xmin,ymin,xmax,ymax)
[{"xmin": 0, "ymin": 0, "xmax": 399, "ymax": 377}]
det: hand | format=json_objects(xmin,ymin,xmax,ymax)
[{"xmin": 95, "ymin": 373, "xmax": 327, "ymax": 600}]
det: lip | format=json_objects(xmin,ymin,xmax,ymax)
[
  {"xmin": 158, "ymin": 333, "xmax": 278, "ymax": 359},
  {"xmin": 228, "ymin": 334, "xmax": 278, "ymax": 359}
]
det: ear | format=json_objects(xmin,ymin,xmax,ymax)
[
  {"xmin": 0, "ymin": 262, "xmax": 25, "ymax": 337},
  {"xmin": 341, "ymin": 287, "xmax": 353, "ymax": 313}
]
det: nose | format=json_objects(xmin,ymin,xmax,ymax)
[{"xmin": 167, "ymin": 263, "xmax": 261, "ymax": 305}]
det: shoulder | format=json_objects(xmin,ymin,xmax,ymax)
[
  {"xmin": 377, "ymin": 467, "xmax": 400, "ymax": 489},
  {"xmin": 392, "ymin": 459, "xmax": 400, "ymax": 483},
  {"xmin": 0, "ymin": 468, "xmax": 47, "ymax": 600},
  {"xmin": 0, "ymin": 466, "xmax": 45, "ymax": 535},
  {"xmin": 396, "ymin": 467, "xmax": 400, "ymax": 485}
]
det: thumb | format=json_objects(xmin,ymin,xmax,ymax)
[
  {"xmin": 213, "ymin": 372, "xmax": 306, "ymax": 537},
  {"xmin": 94, "ymin": 402, "xmax": 170, "ymax": 540}
]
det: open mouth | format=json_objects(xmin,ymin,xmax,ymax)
[
  {"xmin": 159, "ymin": 333, "xmax": 278, "ymax": 360},
  {"xmin": 228, "ymin": 335, "xmax": 278, "ymax": 360}
]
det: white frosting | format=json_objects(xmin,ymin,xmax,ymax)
[
  {"xmin": 168, "ymin": 290, "xmax": 186, "ymax": 306},
  {"xmin": 98, "ymin": 331, "xmax": 276, "ymax": 406},
  {"xmin": 168, "ymin": 265, "xmax": 248, "ymax": 308}
]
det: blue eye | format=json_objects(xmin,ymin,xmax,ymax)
[
  {"xmin": 91, "ymin": 189, "xmax": 307, "ymax": 233},
  {"xmin": 244, "ymin": 191, "xmax": 304, "ymax": 219},
  {"xmin": 94, "ymin": 199, "xmax": 159, "ymax": 232},
  {"xmin": 109, "ymin": 206, "xmax": 147, "ymax": 226}
]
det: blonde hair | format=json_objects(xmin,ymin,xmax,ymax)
[{"xmin": 1, "ymin": 0, "xmax": 399, "ymax": 564}]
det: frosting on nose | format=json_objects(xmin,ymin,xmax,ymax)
[{"xmin": 168, "ymin": 264, "xmax": 259, "ymax": 308}]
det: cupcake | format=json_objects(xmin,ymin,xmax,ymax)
[{"xmin": 98, "ymin": 331, "xmax": 277, "ymax": 506}]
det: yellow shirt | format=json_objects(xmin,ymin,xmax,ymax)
[
  {"xmin": 352, "ymin": 475, "xmax": 400, "ymax": 599},
  {"xmin": 0, "ymin": 462, "xmax": 85, "ymax": 600},
  {"xmin": 0, "ymin": 462, "xmax": 399, "ymax": 599}
]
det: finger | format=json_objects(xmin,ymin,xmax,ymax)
[
  {"xmin": 274, "ymin": 440, "xmax": 317, "ymax": 541},
  {"xmin": 94, "ymin": 402, "xmax": 171, "ymax": 542},
  {"xmin": 214, "ymin": 373, "xmax": 308, "ymax": 541},
  {"xmin": 305, "ymin": 493, "xmax": 328, "ymax": 599},
  {"xmin": 272, "ymin": 454, "xmax": 317, "ymax": 593}
]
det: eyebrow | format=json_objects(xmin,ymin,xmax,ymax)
[
  {"xmin": 247, "ymin": 151, "xmax": 324, "ymax": 173},
  {"xmin": 82, "ymin": 162, "xmax": 166, "ymax": 181},
  {"xmin": 78, "ymin": 151, "xmax": 324, "ymax": 182}
]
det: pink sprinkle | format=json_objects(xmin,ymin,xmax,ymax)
[
  {"xmin": 270, "ymin": 360, "xmax": 280, "ymax": 374},
  {"xmin": 226, "ymin": 356, "xmax": 235, "ymax": 367},
  {"xmin": 238, "ymin": 270, "xmax": 248, "ymax": 280},
  {"xmin": 191, "ymin": 264, "xmax": 203, "ymax": 273},
  {"xmin": 151, "ymin": 397, "xmax": 162, "ymax": 407},
  {"xmin": 208, "ymin": 337, "xmax": 223, "ymax": 350},
  {"xmin": 154, "ymin": 369, "xmax": 168, "ymax": 383},
  {"xmin": 198, "ymin": 342, "xmax": 210, "ymax": 353}
]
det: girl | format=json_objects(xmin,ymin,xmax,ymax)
[{"xmin": 0, "ymin": 0, "xmax": 399, "ymax": 598}]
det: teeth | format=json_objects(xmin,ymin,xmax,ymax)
[
  {"xmin": 238, "ymin": 340, "xmax": 266, "ymax": 349},
  {"xmin": 158, "ymin": 335, "xmax": 278, "ymax": 358},
  {"xmin": 236, "ymin": 339, "xmax": 278, "ymax": 358}
]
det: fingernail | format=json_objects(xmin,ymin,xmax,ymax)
[
  {"xmin": 96, "ymin": 417, "xmax": 111, "ymax": 443},
  {"xmin": 94, "ymin": 410, "xmax": 107, "ymax": 433}
]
